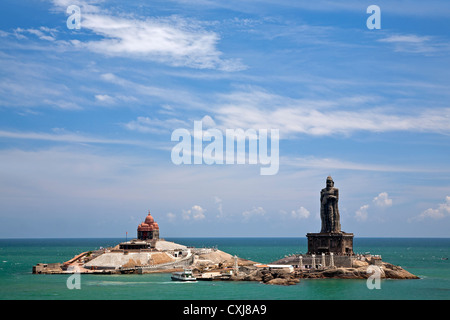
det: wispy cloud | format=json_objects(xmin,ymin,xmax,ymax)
[
  {"xmin": 124, "ymin": 116, "xmax": 189, "ymax": 134},
  {"xmin": 99, "ymin": 73, "xmax": 205, "ymax": 109},
  {"xmin": 0, "ymin": 57, "xmax": 83, "ymax": 110},
  {"xmin": 378, "ymin": 34, "xmax": 449, "ymax": 54},
  {"xmin": 411, "ymin": 196, "xmax": 450, "ymax": 221},
  {"xmin": 14, "ymin": 27, "xmax": 58, "ymax": 41},
  {"xmin": 0, "ymin": 129, "xmax": 141, "ymax": 146},
  {"xmin": 51, "ymin": 1, "xmax": 245, "ymax": 71},
  {"xmin": 182, "ymin": 205, "xmax": 206, "ymax": 220},
  {"xmin": 242, "ymin": 206, "xmax": 265, "ymax": 220},
  {"xmin": 373, "ymin": 192, "xmax": 393, "ymax": 208},
  {"xmin": 355, "ymin": 204, "xmax": 370, "ymax": 221},
  {"xmin": 284, "ymin": 156, "xmax": 448, "ymax": 173},
  {"xmin": 213, "ymin": 88, "xmax": 450, "ymax": 137},
  {"xmin": 244, "ymin": 0, "xmax": 450, "ymax": 17},
  {"xmin": 355, "ymin": 192, "xmax": 393, "ymax": 222},
  {"xmin": 290, "ymin": 206, "xmax": 310, "ymax": 219},
  {"xmin": 214, "ymin": 196, "xmax": 224, "ymax": 218}
]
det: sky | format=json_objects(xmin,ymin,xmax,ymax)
[{"xmin": 0, "ymin": 0, "xmax": 449, "ymax": 238}]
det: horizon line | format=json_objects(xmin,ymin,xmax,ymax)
[{"xmin": 1, "ymin": 236, "xmax": 449, "ymax": 240}]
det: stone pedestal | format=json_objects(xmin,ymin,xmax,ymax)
[{"xmin": 306, "ymin": 232, "xmax": 354, "ymax": 255}]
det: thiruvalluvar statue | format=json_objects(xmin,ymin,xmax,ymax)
[{"xmin": 320, "ymin": 176, "xmax": 341, "ymax": 233}]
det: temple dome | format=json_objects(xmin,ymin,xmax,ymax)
[
  {"xmin": 137, "ymin": 223, "xmax": 151, "ymax": 231},
  {"xmin": 137, "ymin": 210, "xmax": 160, "ymax": 241},
  {"xmin": 144, "ymin": 213, "xmax": 154, "ymax": 224}
]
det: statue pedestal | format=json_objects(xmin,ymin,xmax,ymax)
[{"xmin": 306, "ymin": 232, "xmax": 354, "ymax": 255}]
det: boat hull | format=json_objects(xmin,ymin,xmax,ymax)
[
  {"xmin": 171, "ymin": 275, "xmax": 197, "ymax": 281},
  {"xmin": 171, "ymin": 269, "xmax": 197, "ymax": 281}
]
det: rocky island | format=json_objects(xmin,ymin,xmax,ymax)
[
  {"xmin": 32, "ymin": 178, "xmax": 419, "ymax": 285},
  {"xmin": 32, "ymin": 211, "xmax": 259, "ymax": 276}
]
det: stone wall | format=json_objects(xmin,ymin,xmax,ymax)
[
  {"xmin": 32, "ymin": 263, "xmax": 63, "ymax": 274},
  {"xmin": 272, "ymin": 254, "xmax": 353, "ymax": 269}
]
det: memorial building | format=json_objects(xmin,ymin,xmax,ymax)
[
  {"xmin": 119, "ymin": 211, "xmax": 160, "ymax": 250},
  {"xmin": 137, "ymin": 211, "xmax": 160, "ymax": 241}
]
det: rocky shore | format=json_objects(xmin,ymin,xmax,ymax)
[
  {"xmin": 33, "ymin": 240, "xmax": 419, "ymax": 285},
  {"xmin": 221, "ymin": 262, "xmax": 418, "ymax": 286},
  {"xmin": 298, "ymin": 261, "xmax": 419, "ymax": 280},
  {"xmin": 229, "ymin": 267, "xmax": 301, "ymax": 286},
  {"xmin": 191, "ymin": 251, "xmax": 418, "ymax": 285}
]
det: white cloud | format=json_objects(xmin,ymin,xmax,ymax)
[
  {"xmin": 415, "ymin": 196, "xmax": 450, "ymax": 220},
  {"xmin": 14, "ymin": 27, "xmax": 58, "ymax": 41},
  {"xmin": 373, "ymin": 192, "xmax": 393, "ymax": 207},
  {"xmin": 355, "ymin": 192, "xmax": 392, "ymax": 222},
  {"xmin": 95, "ymin": 94, "xmax": 114, "ymax": 103},
  {"xmin": 378, "ymin": 34, "xmax": 448, "ymax": 54},
  {"xmin": 355, "ymin": 204, "xmax": 370, "ymax": 221},
  {"xmin": 242, "ymin": 206, "xmax": 265, "ymax": 220},
  {"xmin": 52, "ymin": 1, "xmax": 246, "ymax": 71},
  {"xmin": 214, "ymin": 196, "xmax": 224, "ymax": 218},
  {"xmin": 99, "ymin": 73, "xmax": 204, "ymax": 108},
  {"xmin": 283, "ymin": 156, "xmax": 444, "ymax": 173},
  {"xmin": 51, "ymin": 0, "xmax": 101, "ymax": 14},
  {"xmin": 124, "ymin": 116, "xmax": 189, "ymax": 134},
  {"xmin": 0, "ymin": 129, "xmax": 140, "ymax": 146},
  {"xmin": 182, "ymin": 205, "xmax": 206, "ymax": 220},
  {"xmin": 214, "ymin": 89, "xmax": 450, "ymax": 137},
  {"xmin": 290, "ymin": 206, "xmax": 310, "ymax": 219},
  {"xmin": 166, "ymin": 212, "xmax": 176, "ymax": 222}
]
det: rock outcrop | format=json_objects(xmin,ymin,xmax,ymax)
[
  {"xmin": 231, "ymin": 267, "xmax": 300, "ymax": 286},
  {"xmin": 300, "ymin": 262, "xmax": 419, "ymax": 280}
]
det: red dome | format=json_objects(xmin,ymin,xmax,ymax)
[
  {"xmin": 137, "ymin": 210, "xmax": 160, "ymax": 240},
  {"xmin": 138, "ymin": 222, "xmax": 151, "ymax": 231},
  {"xmin": 144, "ymin": 213, "xmax": 154, "ymax": 224},
  {"xmin": 137, "ymin": 211, "xmax": 159, "ymax": 233}
]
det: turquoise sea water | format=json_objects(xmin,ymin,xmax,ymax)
[{"xmin": 0, "ymin": 237, "xmax": 449, "ymax": 300}]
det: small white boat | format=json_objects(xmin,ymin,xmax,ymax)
[{"xmin": 171, "ymin": 269, "xmax": 197, "ymax": 281}]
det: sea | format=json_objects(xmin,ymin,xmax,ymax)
[{"xmin": 0, "ymin": 237, "xmax": 449, "ymax": 301}]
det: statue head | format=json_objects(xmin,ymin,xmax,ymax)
[{"xmin": 326, "ymin": 176, "xmax": 334, "ymax": 188}]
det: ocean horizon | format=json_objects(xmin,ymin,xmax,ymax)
[{"xmin": 0, "ymin": 237, "xmax": 449, "ymax": 300}]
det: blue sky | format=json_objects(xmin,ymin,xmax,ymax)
[{"xmin": 0, "ymin": 0, "xmax": 449, "ymax": 238}]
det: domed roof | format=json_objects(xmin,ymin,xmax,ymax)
[
  {"xmin": 137, "ymin": 210, "xmax": 159, "ymax": 233},
  {"xmin": 144, "ymin": 212, "xmax": 154, "ymax": 224},
  {"xmin": 138, "ymin": 222, "xmax": 151, "ymax": 231},
  {"xmin": 136, "ymin": 210, "xmax": 160, "ymax": 240}
]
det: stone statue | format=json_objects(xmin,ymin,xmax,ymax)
[{"xmin": 320, "ymin": 176, "xmax": 341, "ymax": 233}]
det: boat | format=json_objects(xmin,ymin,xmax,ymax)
[{"xmin": 171, "ymin": 269, "xmax": 197, "ymax": 281}]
